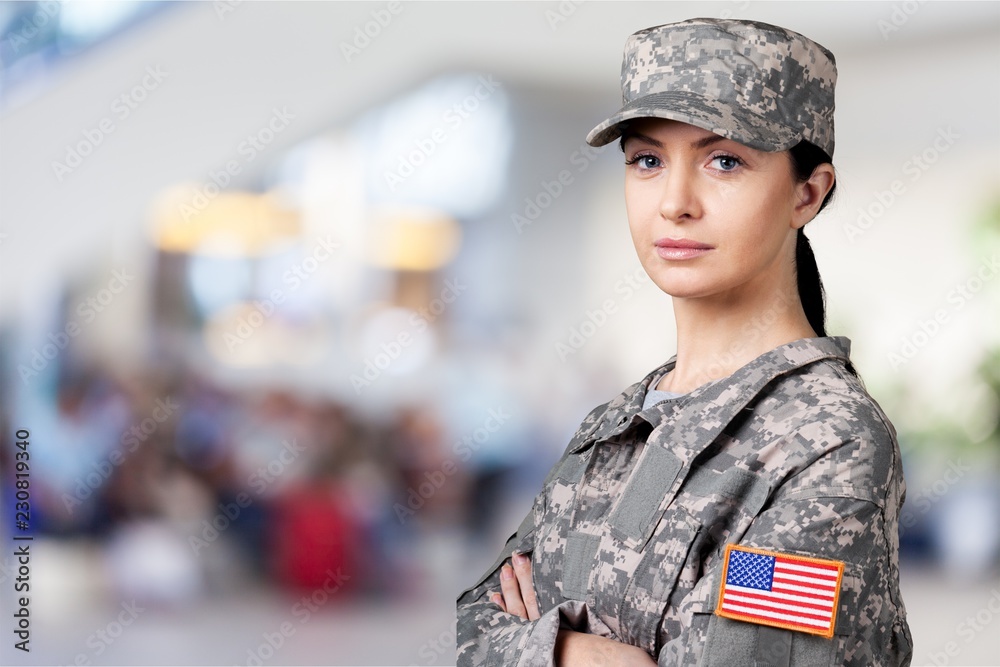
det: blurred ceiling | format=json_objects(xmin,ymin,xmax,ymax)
[{"xmin": 0, "ymin": 1, "xmax": 998, "ymax": 315}]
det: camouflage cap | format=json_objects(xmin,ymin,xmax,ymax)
[{"xmin": 586, "ymin": 18, "xmax": 837, "ymax": 157}]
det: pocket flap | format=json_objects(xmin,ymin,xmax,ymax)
[
  {"xmin": 561, "ymin": 530, "xmax": 601, "ymax": 601},
  {"xmin": 607, "ymin": 446, "xmax": 682, "ymax": 545}
]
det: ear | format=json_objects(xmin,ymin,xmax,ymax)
[{"xmin": 791, "ymin": 163, "xmax": 835, "ymax": 230}]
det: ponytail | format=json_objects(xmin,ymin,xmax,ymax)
[
  {"xmin": 794, "ymin": 227, "xmax": 826, "ymax": 337},
  {"xmin": 788, "ymin": 140, "xmax": 836, "ymax": 340},
  {"xmin": 788, "ymin": 141, "xmax": 862, "ymax": 378}
]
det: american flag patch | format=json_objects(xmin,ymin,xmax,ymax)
[{"xmin": 715, "ymin": 544, "xmax": 844, "ymax": 638}]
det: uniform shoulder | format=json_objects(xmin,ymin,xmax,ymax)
[
  {"xmin": 758, "ymin": 358, "xmax": 901, "ymax": 504},
  {"xmin": 762, "ymin": 357, "xmax": 897, "ymax": 446}
]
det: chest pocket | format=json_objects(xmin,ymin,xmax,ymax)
[
  {"xmin": 678, "ymin": 465, "xmax": 771, "ymax": 560},
  {"xmin": 538, "ymin": 447, "xmax": 597, "ymax": 607},
  {"xmin": 619, "ymin": 506, "xmax": 703, "ymax": 653},
  {"xmin": 607, "ymin": 445, "xmax": 683, "ymax": 547},
  {"xmin": 556, "ymin": 444, "xmax": 698, "ymax": 647}
]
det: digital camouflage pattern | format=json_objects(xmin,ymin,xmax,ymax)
[
  {"xmin": 456, "ymin": 336, "xmax": 912, "ymax": 666},
  {"xmin": 586, "ymin": 18, "xmax": 838, "ymax": 158}
]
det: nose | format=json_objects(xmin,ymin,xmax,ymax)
[{"xmin": 658, "ymin": 163, "xmax": 702, "ymax": 222}]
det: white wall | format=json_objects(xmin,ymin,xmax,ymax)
[{"xmin": 1, "ymin": 1, "xmax": 998, "ymax": 404}]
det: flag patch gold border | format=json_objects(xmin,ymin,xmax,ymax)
[{"xmin": 714, "ymin": 543, "xmax": 845, "ymax": 639}]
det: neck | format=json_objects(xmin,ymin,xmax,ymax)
[{"xmin": 658, "ymin": 282, "xmax": 817, "ymax": 394}]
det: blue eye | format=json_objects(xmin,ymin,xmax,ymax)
[
  {"xmin": 712, "ymin": 155, "xmax": 742, "ymax": 171},
  {"xmin": 625, "ymin": 153, "xmax": 661, "ymax": 170}
]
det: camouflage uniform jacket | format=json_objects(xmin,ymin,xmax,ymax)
[{"xmin": 456, "ymin": 336, "xmax": 912, "ymax": 666}]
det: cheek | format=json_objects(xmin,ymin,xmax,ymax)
[
  {"xmin": 624, "ymin": 185, "xmax": 652, "ymax": 240},
  {"xmin": 623, "ymin": 180, "xmax": 639, "ymax": 216},
  {"xmin": 718, "ymin": 189, "xmax": 793, "ymax": 244},
  {"xmin": 725, "ymin": 218, "xmax": 784, "ymax": 272},
  {"xmin": 627, "ymin": 220, "xmax": 651, "ymax": 268}
]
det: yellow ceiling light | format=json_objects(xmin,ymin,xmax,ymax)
[
  {"xmin": 148, "ymin": 185, "xmax": 301, "ymax": 256},
  {"xmin": 367, "ymin": 206, "xmax": 461, "ymax": 271}
]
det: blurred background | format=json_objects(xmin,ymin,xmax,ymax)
[{"xmin": 0, "ymin": 1, "xmax": 998, "ymax": 665}]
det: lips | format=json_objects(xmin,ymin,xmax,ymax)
[
  {"xmin": 654, "ymin": 237, "xmax": 714, "ymax": 249},
  {"xmin": 654, "ymin": 237, "xmax": 713, "ymax": 260}
]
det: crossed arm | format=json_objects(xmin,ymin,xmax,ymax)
[{"xmin": 490, "ymin": 552, "xmax": 657, "ymax": 666}]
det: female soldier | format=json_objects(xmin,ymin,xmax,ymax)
[{"xmin": 456, "ymin": 18, "xmax": 912, "ymax": 666}]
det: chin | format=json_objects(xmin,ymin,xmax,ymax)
[
  {"xmin": 650, "ymin": 276, "xmax": 709, "ymax": 299},
  {"xmin": 641, "ymin": 255, "xmax": 714, "ymax": 296}
]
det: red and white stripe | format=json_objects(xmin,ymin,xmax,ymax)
[{"xmin": 720, "ymin": 555, "xmax": 840, "ymax": 634}]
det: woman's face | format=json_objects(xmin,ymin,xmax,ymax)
[{"xmin": 622, "ymin": 118, "xmax": 815, "ymax": 303}]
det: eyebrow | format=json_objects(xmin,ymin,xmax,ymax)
[{"xmin": 624, "ymin": 131, "xmax": 726, "ymax": 150}]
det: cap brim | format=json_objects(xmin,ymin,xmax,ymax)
[{"xmin": 585, "ymin": 90, "xmax": 800, "ymax": 152}]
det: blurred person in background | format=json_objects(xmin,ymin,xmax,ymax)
[{"xmin": 457, "ymin": 18, "xmax": 912, "ymax": 666}]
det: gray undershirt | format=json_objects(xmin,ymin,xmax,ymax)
[{"xmin": 642, "ymin": 372, "xmax": 686, "ymax": 409}]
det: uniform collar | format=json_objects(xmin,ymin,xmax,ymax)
[{"xmin": 569, "ymin": 336, "xmax": 852, "ymax": 453}]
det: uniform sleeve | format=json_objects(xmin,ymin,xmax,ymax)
[
  {"xmin": 659, "ymin": 436, "xmax": 913, "ymax": 667},
  {"xmin": 455, "ymin": 502, "xmax": 537, "ymax": 666},
  {"xmin": 455, "ymin": 490, "xmax": 614, "ymax": 666},
  {"xmin": 456, "ymin": 405, "xmax": 615, "ymax": 667}
]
